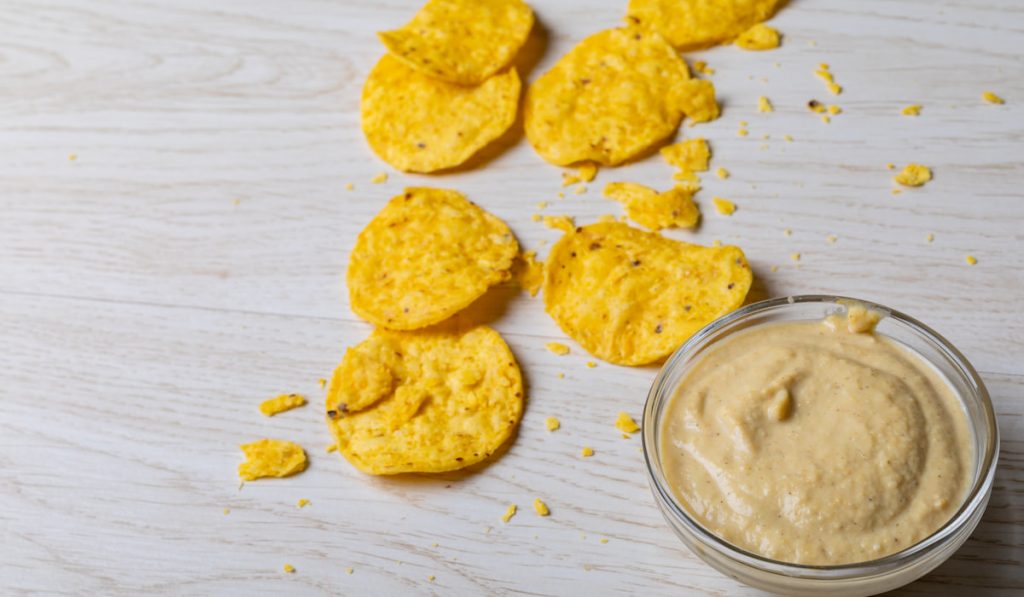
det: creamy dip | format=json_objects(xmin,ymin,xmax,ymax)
[{"xmin": 660, "ymin": 307, "xmax": 971, "ymax": 565}]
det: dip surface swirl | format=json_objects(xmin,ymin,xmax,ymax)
[{"xmin": 660, "ymin": 311, "xmax": 971, "ymax": 565}]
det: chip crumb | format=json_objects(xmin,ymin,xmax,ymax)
[
  {"xmin": 344, "ymin": 182, "xmax": 354, "ymax": 190},
  {"xmin": 318, "ymin": 378, "xmax": 327, "ymax": 388},
  {"xmin": 894, "ymin": 163, "xmax": 932, "ymax": 187},
  {"xmin": 533, "ymin": 498, "xmax": 550, "ymax": 517},
  {"xmin": 432, "ymin": 542, "xmax": 439, "ymax": 548},
  {"xmin": 536, "ymin": 201, "xmax": 548, "ymax": 209},
  {"xmin": 715, "ymin": 167, "xmax": 730, "ymax": 179},
  {"xmin": 965, "ymin": 255, "xmax": 978, "ymax": 265},
  {"xmin": 502, "ymin": 504, "xmax": 517, "ymax": 523},
  {"xmin": 544, "ymin": 214, "xmax": 575, "ymax": 232},
  {"xmin": 545, "ymin": 416, "xmax": 561, "ymax": 432},
  {"xmin": 926, "ymin": 233, "xmax": 935, "ymax": 243},
  {"xmin": 513, "ymin": 250, "xmax": 544, "ymax": 296},
  {"xmin": 891, "ymin": 188, "xmax": 903, "ymax": 196},
  {"xmin": 427, "ymin": 575, "xmax": 436, "ymax": 582},
  {"xmin": 346, "ymin": 567, "xmax": 354, "ymax": 575},
  {"xmin": 757, "ymin": 96, "xmax": 774, "ymax": 113},
  {"xmin": 791, "ymin": 252, "xmax": 801, "ymax": 262},
  {"xmin": 735, "ymin": 23, "xmax": 781, "ymax": 50},
  {"xmin": 600, "ymin": 538, "xmax": 609, "ymax": 544},
  {"xmin": 562, "ymin": 172, "xmax": 580, "ymax": 187},
  {"xmin": 577, "ymin": 161, "xmax": 598, "ymax": 182},
  {"xmin": 325, "ymin": 443, "xmax": 338, "ymax": 453},
  {"xmin": 586, "ymin": 361, "xmax": 597, "ymax": 368},
  {"xmin": 223, "ymin": 508, "xmax": 230, "ymax": 515},
  {"xmin": 783, "ymin": 228, "xmax": 793, "ymax": 237},
  {"xmin": 615, "ymin": 411, "xmax": 640, "ymax": 434},
  {"xmin": 692, "ymin": 60, "xmax": 716, "ymax": 76},
  {"xmin": 296, "ymin": 498, "xmax": 310, "ymax": 508},
  {"xmin": 982, "ymin": 91, "xmax": 1005, "ymax": 105},
  {"xmin": 886, "ymin": 163, "xmax": 895, "ymax": 170},
  {"xmin": 826, "ymin": 235, "xmax": 837, "ymax": 245},
  {"xmin": 807, "ymin": 99, "xmax": 826, "ymax": 114},
  {"xmin": 770, "ymin": 265, "xmax": 779, "ymax": 273},
  {"xmin": 259, "ymin": 393, "xmax": 307, "ymax": 417},
  {"xmin": 283, "ymin": 564, "xmax": 295, "ymax": 574},
  {"xmin": 820, "ymin": 115, "xmax": 831, "ymax": 124},
  {"xmin": 557, "ymin": 373, "xmax": 565, "ymax": 379},
  {"xmin": 737, "ymin": 128, "xmax": 749, "ymax": 137},
  {"xmin": 371, "ymin": 172, "xmax": 388, "ymax": 184},
  {"xmin": 557, "ymin": 192, "xmax": 565, "ymax": 199},
  {"xmin": 531, "ymin": 214, "xmax": 542, "ymax": 222},
  {"xmin": 581, "ymin": 446, "xmax": 594, "ymax": 457},
  {"xmin": 815, "ymin": 64, "xmax": 843, "ymax": 95},
  {"xmin": 902, "ymin": 104, "xmax": 922, "ymax": 116},
  {"xmin": 573, "ymin": 184, "xmax": 587, "ymax": 195},
  {"xmin": 545, "ymin": 342, "xmax": 570, "ymax": 355},
  {"xmin": 68, "ymin": 153, "xmax": 77, "ymax": 161},
  {"xmin": 827, "ymin": 105, "xmax": 841, "ymax": 115},
  {"xmin": 661, "ymin": 138, "xmax": 710, "ymax": 174},
  {"xmin": 713, "ymin": 197, "xmax": 736, "ymax": 216},
  {"xmin": 783, "ymin": 134, "xmax": 793, "ymax": 142}
]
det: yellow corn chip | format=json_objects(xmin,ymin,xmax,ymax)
[
  {"xmin": 326, "ymin": 324, "xmax": 523, "ymax": 475},
  {"xmin": 378, "ymin": 0, "xmax": 534, "ymax": 85},
  {"xmin": 544, "ymin": 222, "xmax": 752, "ymax": 365},
  {"xmin": 661, "ymin": 138, "xmax": 710, "ymax": 172},
  {"xmin": 361, "ymin": 55, "xmax": 520, "ymax": 173},
  {"xmin": 676, "ymin": 79, "xmax": 720, "ymax": 125},
  {"xmin": 627, "ymin": 0, "xmax": 783, "ymax": 50},
  {"xmin": 259, "ymin": 393, "xmax": 307, "ymax": 416},
  {"xmin": 238, "ymin": 439, "xmax": 308, "ymax": 481},
  {"xmin": 525, "ymin": 27, "xmax": 691, "ymax": 166},
  {"xmin": 604, "ymin": 182, "xmax": 700, "ymax": 231},
  {"xmin": 894, "ymin": 164, "xmax": 932, "ymax": 187},
  {"xmin": 348, "ymin": 188, "xmax": 518, "ymax": 330}
]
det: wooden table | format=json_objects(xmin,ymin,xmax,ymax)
[{"xmin": 2, "ymin": 0, "xmax": 1021, "ymax": 594}]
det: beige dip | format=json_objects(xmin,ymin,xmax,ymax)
[{"xmin": 660, "ymin": 307, "xmax": 971, "ymax": 565}]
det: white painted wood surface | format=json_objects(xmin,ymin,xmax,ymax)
[{"xmin": 1, "ymin": 0, "xmax": 1022, "ymax": 594}]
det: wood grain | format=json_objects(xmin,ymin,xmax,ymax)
[{"xmin": 1, "ymin": 0, "xmax": 1022, "ymax": 594}]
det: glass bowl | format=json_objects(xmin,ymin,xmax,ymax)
[{"xmin": 642, "ymin": 295, "xmax": 999, "ymax": 597}]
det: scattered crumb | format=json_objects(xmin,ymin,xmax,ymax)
[
  {"xmin": 770, "ymin": 265, "xmax": 779, "ymax": 273},
  {"xmin": 585, "ymin": 361, "xmax": 597, "ymax": 368},
  {"xmin": 735, "ymin": 23, "xmax": 781, "ymax": 50},
  {"xmin": 432, "ymin": 543, "xmax": 439, "ymax": 548},
  {"xmin": 737, "ymin": 127, "xmax": 749, "ymax": 137},
  {"xmin": 545, "ymin": 342, "xmax": 570, "ymax": 355},
  {"xmin": 531, "ymin": 214, "xmax": 542, "ymax": 222},
  {"xmin": 600, "ymin": 538, "xmax": 609, "ymax": 544},
  {"xmin": 807, "ymin": 99, "xmax": 826, "ymax": 113},
  {"xmin": 820, "ymin": 115, "xmax": 831, "ymax": 124},
  {"xmin": 827, "ymin": 104, "xmax": 841, "ymax": 115},
  {"xmin": 982, "ymin": 91, "xmax": 1005, "ymax": 105},
  {"xmin": 283, "ymin": 564, "xmax": 295, "ymax": 574},
  {"xmin": 791, "ymin": 252, "xmax": 801, "ymax": 262},
  {"xmin": 715, "ymin": 167, "xmax": 729, "ymax": 179},
  {"xmin": 573, "ymin": 184, "xmax": 587, "ymax": 195},
  {"xmin": 965, "ymin": 255, "xmax": 978, "ymax": 265},
  {"xmin": 562, "ymin": 172, "xmax": 580, "ymax": 187},
  {"xmin": 370, "ymin": 172, "xmax": 388, "ymax": 184},
  {"xmin": 297, "ymin": 498, "xmax": 310, "ymax": 508},
  {"xmin": 783, "ymin": 134, "xmax": 793, "ymax": 142},
  {"xmin": 502, "ymin": 504, "xmax": 517, "ymax": 523},
  {"xmin": 259, "ymin": 393, "xmax": 307, "ymax": 417},
  {"xmin": 68, "ymin": 153, "xmax": 77, "ymax": 161},
  {"xmin": 233, "ymin": 198, "xmax": 242, "ymax": 206},
  {"xmin": 427, "ymin": 575, "xmax": 436, "ymax": 582},
  {"xmin": 902, "ymin": 104, "xmax": 922, "ymax": 116},
  {"xmin": 223, "ymin": 508, "xmax": 230, "ymax": 515},
  {"xmin": 557, "ymin": 191, "xmax": 565, "ymax": 199},
  {"xmin": 815, "ymin": 64, "xmax": 842, "ymax": 95},
  {"xmin": 318, "ymin": 378, "xmax": 327, "ymax": 388},
  {"xmin": 545, "ymin": 416, "xmax": 561, "ymax": 432},
  {"xmin": 346, "ymin": 567, "xmax": 354, "ymax": 575},
  {"xmin": 536, "ymin": 201, "xmax": 548, "ymax": 209},
  {"xmin": 713, "ymin": 197, "xmax": 736, "ymax": 216},
  {"xmin": 692, "ymin": 60, "xmax": 715, "ymax": 75},
  {"xmin": 894, "ymin": 163, "xmax": 932, "ymax": 187},
  {"xmin": 783, "ymin": 228, "xmax": 793, "ymax": 237},
  {"xmin": 926, "ymin": 233, "xmax": 935, "ymax": 243},
  {"xmin": 615, "ymin": 411, "xmax": 640, "ymax": 434},
  {"xmin": 544, "ymin": 214, "xmax": 575, "ymax": 232},
  {"xmin": 581, "ymin": 446, "xmax": 594, "ymax": 457},
  {"xmin": 758, "ymin": 96, "xmax": 774, "ymax": 113},
  {"xmin": 891, "ymin": 188, "xmax": 903, "ymax": 195},
  {"xmin": 826, "ymin": 235, "xmax": 837, "ymax": 244},
  {"xmin": 886, "ymin": 163, "xmax": 895, "ymax": 170},
  {"xmin": 344, "ymin": 182, "xmax": 354, "ymax": 190},
  {"xmin": 577, "ymin": 161, "xmax": 598, "ymax": 182},
  {"xmin": 557, "ymin": 372, "xmax": 565, "ymax": 379},
  {"xmin": 326, "ymin": 444, "xmax": 338, "ymax": 453},
  {"xmin": 533, "ymin": 499, "xmax": 550, "ymax": 517}
]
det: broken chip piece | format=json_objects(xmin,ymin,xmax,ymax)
[
  {"xmin": 238, "ymin": 439, "xmax": 308, "ymax": 481},
  {"xmin": 259, "ymin": 393, "xmax": 307, "ymax": 417},
  {"xmin": 627, "ymin": 0, "xmax": 783, "ymax": 50},
  {"xmin": 894, "ymin": 163, "xmax": 932, "ymax": 187},
  {"xmin": 615, "ymin": 412, "xmax": 640, "ymax": 434},
  {"xmin": 604, "ymin": 182, "xmax": 700, "ymax": 231},
  {"xmin": 735, "ymin": 23, "xmax": 781, "ymax": 50}
]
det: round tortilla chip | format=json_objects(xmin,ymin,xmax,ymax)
[
  {"xmin": 348, "ymin": 187, "xmax": 518, "ymax": 330},
  {"xmin": 544, "ymin": 222, "xmax": 752, "ymax": 365},
  {"xmin": 326, "ymin": 324, "xmax": 524, "ymax": 475},
  {"xmin": 626, "ymin": 0, "xmax": 783, "ymax": 50},
  {"xmin": 524, "ymin": 27, "xmax": 691, "ymax": 166},
  {"xmin": 361, "ymin": 54, "xmax": 520, "ymax": 173},
  {"xmin": 378, "ymin": 0, "xmax": 534, "ymax": 85}
]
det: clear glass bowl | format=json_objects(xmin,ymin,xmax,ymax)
[{"xmin": 642, "ymin": 295, "xmax": 999, "ymax": 597}]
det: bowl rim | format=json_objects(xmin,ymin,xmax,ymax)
[{"xmin": 642, "ymin": 294, "xmax": 1000, "ymax": 577}]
